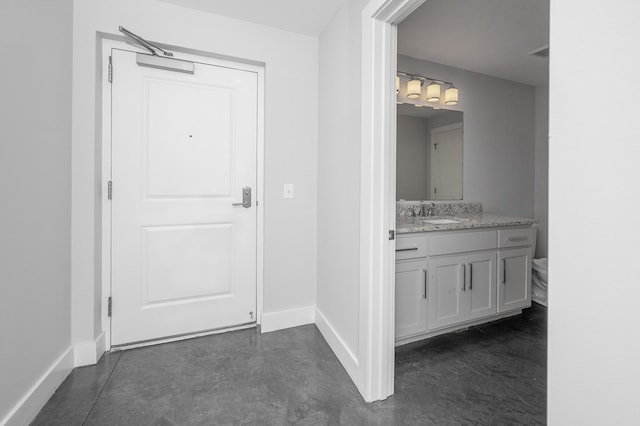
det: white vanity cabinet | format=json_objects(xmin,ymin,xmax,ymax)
[
  {"xmin": 395, "ymin": 258, "xmax": 428, "ymax": 338},
  {"xmin": 428, "ymin": 252, "xmax": 497, "ymax": 329},
  {"xmin": 395, "ymin": 225, "xmax": 533, "ymax": 345},
  {"xmin": 427, "ymin": 236, "xmax": 497, "ymax": 330},
  {"xmin": 394, "ymin": 235, "xmax": 428, "ymax": 339},
  {"xmin": 496, "ymin": 227, "xmax": 534, "ymax": 313}
]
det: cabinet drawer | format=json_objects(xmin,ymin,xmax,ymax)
[
  {"xmin": 395, "ymin": 235, "xmax": 428, "ymax": 260},
  {"xmin": 498, "ymin": 227, "xmax": 534, "ymax": 248},
  {"xmin": 426, "ymin": 230, "xmax": 496, "ymax": 256}
]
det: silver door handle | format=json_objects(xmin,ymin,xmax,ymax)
[
  {"xmin": 232, "ymin": 186, "xmax": 252, "ymax": 208},
  {"xmin": 469, "ymin": 263, "xmax": 473, "ymax": 290},
  {"xmin": 461, "ymin": 264, "xmax": 466, "ymax": 291},
  {"xmin": 396, "ymin": 247, "xmax": 418, "ymax": 252},
  {"xmin": 502, "ymin": 259, "xmax": 506, "ymax": 284}
]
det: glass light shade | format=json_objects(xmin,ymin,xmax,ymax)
[
  {"xmin": 407, "ymin": 79, "xmax": 422, "ymax": 99},
  {"xmin": 396, "ymin": 76, "xmax": 400, "ymax": 94},
  {"xmin": 426, "ymin": 82, "xmax": 441, "ymax": 102},
  {"xmin": 444, "ymin": 87, "xmax": 459, "ymax": 105}
]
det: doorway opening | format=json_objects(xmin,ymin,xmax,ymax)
[{"xmin": 361, "ymin": 0, "xmax": 548, "ymax": 402}]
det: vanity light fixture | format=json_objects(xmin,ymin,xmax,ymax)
[
  {"xmin": 444, "ymin": 86, "xmax": 459, "ymax": 105},
  {"xmin": 407, "ymin": 78, "xmax": 422, "ymax": 99},
  {"xmin": 426, "ymin": 81, "xmax": 441, "ymax": 102},
  {"xmin": 396, "ymin": 71, "xmax": 459, "ymax": 107}
]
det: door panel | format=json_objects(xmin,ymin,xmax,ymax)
[
  {"xmin": 430, "ymin": 123, "xmax": 463, "ymax": 200},
  {"xmin": 498, "ymin": 248, "xmax": 532, "ymax": 312},
  {"xmin": 467, "ymin": 252, "xmax": 497, "ymax": 320},
  {"xmin": 110, "ymin": 49, "xmax": 258, "ymax": 345},
  {"xmin": 145, "ymin": 79, "xmax": 233, "ymax": 197},
  {"xmin": 395, "ymin": 259, "xmax": 428, "ymax": 339},
  {"xmin": 428, "ymin": 256, "xmax": 465, "ymax": 329},
  {"xmin": 143, "ymin": 224, "xmax": 231, "ymax": 304}
]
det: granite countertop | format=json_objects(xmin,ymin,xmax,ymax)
[{"xmin": 396, "ymin": 213, "xmax": 536, "ymax": 234}]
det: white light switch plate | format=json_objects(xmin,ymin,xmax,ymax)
[{"xmin": 284, "ymin": 184, "xmax": 294, "ymax": 199}]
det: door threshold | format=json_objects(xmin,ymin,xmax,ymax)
[{"xmin": 111, "ymin": 322, "xmax": 257, "ymax": 351}]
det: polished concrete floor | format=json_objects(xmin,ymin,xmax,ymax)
[{"xmin": 33, "ymin": 304, "xmax": 546, "ymax": 425}]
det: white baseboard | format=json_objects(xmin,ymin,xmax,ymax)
[
  {"xmin": 73, "ymin": 331, "xmax": 106, "ymax": 367},
  {"xmin": 314, "ymin": 307, "xmax": 359, "ymax": 382},
  {"xmin": 1, "ymin": 347, "xmax": 73, "ymax": 426},
  {"xmin": 260, "ymin": 305, "xmax": 315, "ymax": 333}
]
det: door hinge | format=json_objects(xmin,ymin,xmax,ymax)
[
  {"xmin": 389, "ymin": 230, "xmax": 395, "ymax": 240},
  {"xmin": 108, "ymin": 56, "xmax": 113, "ymax": 83},
  {"xmin": 107, "ymin": 297, "xmax": 112, "ymax": 317},
  {"xmin": 108, "ymin": 180, "xmax": 112, "ymax": 200}
]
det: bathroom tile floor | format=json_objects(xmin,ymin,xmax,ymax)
[{"xmin": 32, "ymin": 304, "xmax": 546, "ymax": 425}]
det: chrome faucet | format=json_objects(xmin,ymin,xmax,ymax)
[{"xmin": 426, "ymin": 203, "xmax": 436, "ymax": 217}]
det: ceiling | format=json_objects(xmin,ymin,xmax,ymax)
[
  {"xmin": 398, "ymin": 0, "xmax": 549, "ymax": 86},
  {"xmin": 156, "ymin": 0, "xmax": 345, "ymax": 36},
  {"xmin": 156, "ymin": 0, "xmax": 548, "ymax": 86}
]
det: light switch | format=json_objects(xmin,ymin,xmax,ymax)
[{"xmin": 284, "ymin": 184, "xmax": 294, "ymax": 199}]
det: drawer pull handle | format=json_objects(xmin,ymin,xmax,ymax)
[
  {"xmin": 396, "ymin": 247, "xmax": 418, "ymax": 252},
  {"xmin": 423, "ymin": 269, "xmax": 428, "ymax": 299},
  {"xmin": 502, "ymin": 259, "xmax": 506, "ymax": 284},
  {"xmin": 507, "ymin": 236, "xmax": 528, "ymax": 242}
]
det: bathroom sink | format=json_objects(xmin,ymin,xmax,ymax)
[{"xmin": 421, "ymin": 218, "xmax": 461, "ymax": 225}]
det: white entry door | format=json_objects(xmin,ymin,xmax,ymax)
[
  {"xmin": 110, "ymin": 49, "xmax": 258, "ymax": 346},
  {"xmin": 430, "ymin": 123, "xmax": 463, "ymax": 200}
]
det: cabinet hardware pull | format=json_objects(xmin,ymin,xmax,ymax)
[
  {"xmin": 502, "ymin": 259, "xmax": 506, "ymax": 284},
  {"xmin": 396, "ymin": 247, "xmax": 418, "ymax": 252},
  {"xmin": 469, "ymin": 263, "xmax": 473, "ymax": 290},
  {"xmin": 423, "ymin": 269, "xmax": 428, "ymax": 299},
  {"xmin": 461, "ymin": 264, "xmax": 466, "ymax": 291},
  {"xmin": 507, "ymin": 236, "xmax": 528, "ymax": 242}
]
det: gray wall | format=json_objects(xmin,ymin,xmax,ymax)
[
  {"xmin": 317, "ymin": 0, "xmax": 369, "ymax": 372},
  {"xmin": 548, "ymin": 1, "xmax": 640, "ymax": 423},
  {"xmin": 72, "ymin": 0, "xmax": 320, "ymax": 350},
  {"xmin": 398, "ymin": 55, "xmax": 536, "ymax": 218},
  {"xmin": 534, "ymin": 84, "xmax": 549, "ymax": 258},
  {"xmin": 0, "ymin": 0, "xmax": 73, "ymax": 420},
  {"xmin": 397, "ymin": 115, "xmax": 430, "ymax": 200}
]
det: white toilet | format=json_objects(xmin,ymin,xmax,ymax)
[
  {"xmin": 532, "ymin": 258, "xmax": 548, "ymax": 307},
  {"xmin": 530, "ymin": 223, "xmax": 548, "ymax": 307}
]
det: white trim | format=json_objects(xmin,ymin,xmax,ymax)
[
  {"xmin": 0, "ymin": 347, "xmax": 73, "ymax": 426},
  {"xmin": 100, "ymin": 37, "xmax": 266, "ymax": 351},
  {"xmin": 315, "ymin": 307, "xmax": 359, "ymax": 383},
  {"xmin": 260, "ymin": 306, "xmax": 316, "ymax": 333},
  {"xmin": 360, "ymin": 0, "xmax": 425, "ymax": 402},
  {"xmin": 73, "ymin": 331, "xmax": 106, "ymax": 367}
]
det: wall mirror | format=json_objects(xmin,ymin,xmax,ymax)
[{"xmin": 396, "ymin": 104, "xmax": 463, "ymax": 201}]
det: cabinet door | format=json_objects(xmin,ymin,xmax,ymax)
[
  {"xmin": 466, "ymin": 252, "xmax": 497, "ymax": 321},
  {"xmin": 427, "ymin": 254, "xmax": 466, "ymax": 330},
  {"xmin": 395, "ymin": 258, "xmax": 428, "ymax": 339},
  {"xmin": 498, "ymin": 247, "xmax": 531, "ymax": 313}
]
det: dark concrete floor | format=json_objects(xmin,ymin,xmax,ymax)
[{"xmin": 32, "ymin": 304, "xmax": 546, "ymax": 425}]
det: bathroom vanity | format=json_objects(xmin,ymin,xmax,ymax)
[{"xmin": 395, "ymin": 203, "xmax": 536, "ymax": 346}]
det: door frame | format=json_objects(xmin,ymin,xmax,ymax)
[
  {"xmin": 100, "ymin": 37, "xmax": 265, "ymax": 350},
  {"xmin": 360, "ymin": 0, "xmax": 425, "ymax": 401}
]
